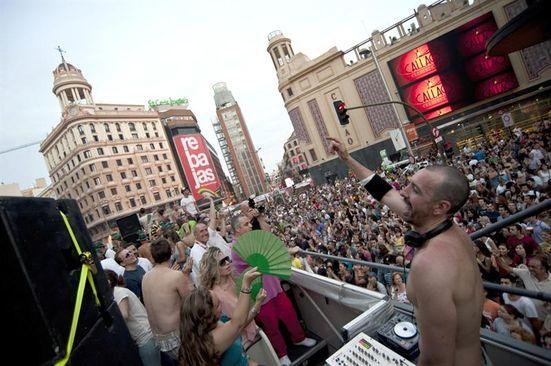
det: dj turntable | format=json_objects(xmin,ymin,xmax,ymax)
[{"xmin": 376, "ymin": 313, "xmax": 419, "ymax": 359}]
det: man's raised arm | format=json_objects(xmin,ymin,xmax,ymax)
[{"xmin": 326, "ymin": 137, "xmax": 409, "ymax": 219}]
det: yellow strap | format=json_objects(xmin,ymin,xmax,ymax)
[
  {"xmin": 55, "ymin": 211, "xmax": 101, "ymax": 365},
  {"xmin": 55, "ymin": 264, "xmax": 89, "ymax": 366}
]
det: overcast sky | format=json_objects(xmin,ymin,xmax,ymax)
[{"xmin": 0, "ymin": 0, "xmax": 422, "ymax": 188}]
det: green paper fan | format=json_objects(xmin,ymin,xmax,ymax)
[
  {"xmin": 235, "ymin": 269, "xmax": 263, "ymax": 301},
  {"xmin": 234, "ymin": 230, "xmax": 292, "ymax": 280}
]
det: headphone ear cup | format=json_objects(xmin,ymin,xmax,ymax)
[{"xmin": 404, "ymin": 231, "xmax": 425, "ymax": 248}]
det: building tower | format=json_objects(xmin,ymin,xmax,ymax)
[
  {"xmin": 267, "ymin": 30, "xmax": 295, "ymax": 77},
  {"xmin": 213, "ymin": 82, "xmax": 267, "ymax": 199},
  {"xmin": 52, "ymin": 52, "xmax": 94, "ymax": 112}
]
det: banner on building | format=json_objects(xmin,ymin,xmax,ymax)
[{"xmin": 173, "ymin": 134, "xmax": 221, "ymax": 200}]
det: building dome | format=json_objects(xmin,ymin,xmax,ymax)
[{"xmin": 55, "ymin": 62, "xmax": 78, "ymax": 73}]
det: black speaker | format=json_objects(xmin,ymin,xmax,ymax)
[
  {"xmin": 1, "ymin": 196, "xmax": 141, "ymax": 366},
  {"xmin": 389, "ymin": 152, "xmax": 401, "ymax": 163},
  {"xmin": 117, "ymin": 214, "xmax": 141, "ymax": 243}
]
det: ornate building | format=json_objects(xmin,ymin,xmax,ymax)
[
  {"xmin": 267, "ymin": 0, "xmax": 550, "ymax": 184},
  {"xmin": 40, "ymin": 59, "xmax": 183, "ymax": 240}
]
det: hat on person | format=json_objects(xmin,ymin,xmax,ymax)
[
  {"xmin": 111, "ymin": 232, "xmax": 122, "ymax": 241},
  {"xmin": 150, "ymin": 224, "xmax": 160, "ymax": 236}
]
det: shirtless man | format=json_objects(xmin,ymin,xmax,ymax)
[
  {"xmin": 142, "ymin": 238, "xmax": 193, "ymax": 360},
  {"xmin": 329, "ymin": 137, "xmax": 483, "ymax": 366}
]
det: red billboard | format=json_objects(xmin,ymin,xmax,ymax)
[
  {"xmin": 173, "ymin": 134, "xmax": 221, "ymax": 200},
  {"xmin": 388, "ymin": 13, "xmax": 518, "ymax": 123}
]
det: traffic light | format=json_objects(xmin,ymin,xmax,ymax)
[{"xmin": 333, "ymin": 100, "xmax": 350, "ymax": 125}]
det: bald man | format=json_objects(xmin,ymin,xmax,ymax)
[{"xmin": 329, "ymin": 137, "xmax": 484, "ymax": 366}]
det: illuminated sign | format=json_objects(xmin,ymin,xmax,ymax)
[
  {"xmin": 389, "ymin": 13, "xmax": 518, "ymax": 123},
  {"xmin": 401, "ymin": 73, "xmax": 463, "ymax": 113},
  {"xmin": 173, "ymin": 134, "xmax": 221, "ymax": 200},
  {"xmin": 389, "ymin": 41, "xmax": 450, "ymax": 87},
  {"xmin": 148, "ymin": 97, "xmax": 189, "ymax": 109}
]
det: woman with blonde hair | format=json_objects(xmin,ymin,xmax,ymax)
[
  {"xmin": 179, "ymin": 268, "xmax": 266, "ymax": 366},
  {"xmin": 200, "ymin": 247, "xmax": 262, "ymax": 348}
]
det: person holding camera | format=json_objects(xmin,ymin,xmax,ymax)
[{"xmin": 241, "ymin": 198, "xmax": 269, "ymax": 231}]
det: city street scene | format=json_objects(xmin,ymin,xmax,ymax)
[{"xmin": 1, "ymin": 0, "xmax": 550, "ymax": 365}]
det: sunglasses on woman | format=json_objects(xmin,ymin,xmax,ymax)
[{"xmin": 219, "ymin": 256, "xmax": 232, "ymax": 266}]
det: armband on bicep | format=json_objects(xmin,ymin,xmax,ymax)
[{"xmin": 363, "ymin": 174, "xmax": 393, "ymax": 201}]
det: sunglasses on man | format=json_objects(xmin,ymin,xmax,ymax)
[{"xmin": 219, "ymin": 256, "xmax": 232, "ymax": 266}]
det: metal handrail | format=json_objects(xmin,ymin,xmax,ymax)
[{"xmin": 299, "ymin": 199, "xmax": 551, "ymax": 302}]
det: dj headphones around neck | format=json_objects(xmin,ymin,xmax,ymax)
[{"xmin": 404, "ymin": 218, "xmax": 454, "ymax": 248}]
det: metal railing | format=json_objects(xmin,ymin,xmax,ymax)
[{"xmin": 299, "ymin": 199, "xmax": 551, "ymax": 303}]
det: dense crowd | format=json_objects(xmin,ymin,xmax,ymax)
[{"xmin": 96, "ymin": 122, "xmax": 551, "ymax": 365}]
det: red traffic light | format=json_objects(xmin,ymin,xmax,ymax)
[{"xmin": 333, "ymin": 100, "xmax": 350, "ymax": 125}]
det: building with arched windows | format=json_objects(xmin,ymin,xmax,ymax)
[{"xmin": 40, "ymin": 59, "xmax": 184, "ymax": 240}]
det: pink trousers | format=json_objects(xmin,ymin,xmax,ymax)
[{"xmin": 255, "ymin": 291, "xmax": 305, "ymax": 357}]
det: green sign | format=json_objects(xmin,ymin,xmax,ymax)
[{"xmin": 148, "ymin": 97, "xmax": 188, "ymax": 109}]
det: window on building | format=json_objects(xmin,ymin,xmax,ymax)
[
  {"xmin": 162, "ymin": 153, "xmax": 168, "ymax": 159},
  {"xmin": 153, "ymin": 192, "xmax": 161, "ymax": 201},
  {"xmin": 102, "ymin": 161, "xmax": 108, "ymax": 168},
  {"xmin": 170, "ymin": 176, "xmax": 175, "ymax": 182},
  {"xmin": 149, "ymin": 179, "xmax": 156, "ymax": 187},
  {"xmin": 161, "ymin": 177, "xmax": 167, "ymax": 184},
  {"xmin": 153, "ymin": 154, "xmax": 159, "ymax": 161},
  {"xmin": 137, "ymin": 144, "xmax": 143, "ymax": 151},
  {"xmin": 116, "ymin": 123, "xmax": 121, "ymax": 132},
  {"xmin": 152, "ymin": 123, "xmax": 157, "ymax": 131},
  {"xmin": 78, "ymin": 125, "xmax": 85, "ymax": 135},
  {"xmin": 107, "ymin": 134, "xmax": 113, "ymax": 141},
  {"xmin": 110, "ymin": 188, "xmax": 117, "ymax": 195},
  {"xmin": 131, "ymin": 133, "xmax": 138, "ymax": 139},
  {"xmin": 123, "ymin": 145, "xmax": 129, "ymax": 153},
  {"xmin": 310, "ymin": 149, "xmax": 317, "ymax": 161},
  {"xmin": 136, "ymin": 182, "xmax": 142, "ymax": 190},
  {"xmin": 104, "ymin": 123, "xmax": 110, "ymax": 132},
  {"xmin": 166, "ymin": 164, "xmax": 171, "ymax": 170},
  {"xmin": 112, "ymin": 147, "xmax": 118, "ymax": 154},
  {"xmin": 287, "ymin": 88, "xmax": 293, "ymax": 97},
  {"xmin": 159, "ymin": 142, "xmax": 164, "ymax": 148},
  {"xmin": 145, "ymin": 167, "xmax": 152, "ymax": 175},
  {"xmin": 154, "ymin": 132, "xmax": 159, "ymax": 137},
  {"xmin": 129, "ymin": 122, "xmax": 136, "ymax": 131},
  {"xmin": 125, "ymin": 185, "xmax": 131, "ymax": 192},
  {"xmin": 131, "ymin": 170, "xmax": 138, "ymax": 177},
  {"xmin": 150, "ymin": 143, "xmax": 155, "ymax": 150},
  {"xmin": 98, "ymin": 191, "xmax": 106, "ymax": 199},
  {"xmin": 158, "ymin": 166, "xmax": 163, "ymax": 173},
  {"xmin": 93, "ymin": 177, "xmax": 101, "ymax": 186},
  {"xmin": 127, "ymin": 158, "xmax": 133, "ymax": 165},
  {"xmin": 106, "ymin": 174, "xmax": 113, "ymax": 182},
  {"xmin": 120, "ymin": 172, "xmax": 127, "ymax": 179},
  {"xmin": 290, "ymin": 150, "xmax": 295, "ymax": 157},
  {"xmin": 89, "ymin": 163, "xmax": 96, "ymax": 172},
  {"xmin": 141, "ymin": 155, "xmax": 148, "ymax": 163},
  {"xmin": 129, "ymin": 198, "xmax": 136, "ymax": 207},
  {"xmin": 89, "ymin": 124, "xmax": 96, "ymax": 133},
  {"xmin": 143, "ymin": 122, "xmax": 148, "ymax": 131},
  {"xmin": 166, "ymin": 189, "xmax": 172, "ymax": 198},
  {"xmin": 102, "ymin": 205, "xmax": 111, "ymax": 215},
  {"xmin": 145, "ymin": 132, "xmax": 150, "ymax": 138},
  {"xmin": 81, "ymin": 137, "xmax": 87, "ymax": 144},
  {"xmin": 83, "ymin": 150, "xmax": 92, "ymax": 158},
  {"xmin": 118, "ymin": 134, "xmax": 124, "ymax": 140},
  {"xmin": 93, "ymin": 135, "xmax": 99, "ymax": 142},
  {"xmin": 116, "ymin": 159, "xmax": 122, "ymax": 166},
  {"xmin": 114, "ymin": 202, "xmax": 123, "ymax": 212},
  {"xmin": 140, "ymin": 195, "xmax": 147, "ymax": 204},
  {"xmin": 294, "ymin": 141, "xmax": 298, "ymax": 146}
]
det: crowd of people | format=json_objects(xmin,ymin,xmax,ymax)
[{"xmin": 95, "ymin": 122, "xmax": 551, "ymax": 365}]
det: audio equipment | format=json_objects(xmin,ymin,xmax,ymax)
[
  {"xmin": 327, "ymin": 332, "xmax": 415, "ymax": 366},
  {"xmin": 376, "ymin": 313, "xmax": 419, "ymax": 360},
  {"xmin": 403, "ymin": 218, "xmax": 453, "ymax": 248},
  {"xmin": 1, "ymin": 197, "xmax": 141, "ymax": 365},
  {"xmin": 116, "ymin": 213, "xmax": 141, "ymax": 242}
]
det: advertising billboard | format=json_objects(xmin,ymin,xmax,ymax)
[
  {"xmin": 388, "ymin": 13, "xmax": 518, "ymax": 123},
  {"xmin": 173, "ymin": 134, "xmax": 221, "ymax": 200}
]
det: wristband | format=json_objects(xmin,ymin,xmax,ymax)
[
  {"xmin": 363, "ymin": 174, "xmax": 392, "ymax": 201},
  {"xmin": 359, "ymin": 173, "xmax": 376, "ymax": 187},
  {"xmin": 241, "ymin": 288, "xmax": 252, "ymax": 294}
]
